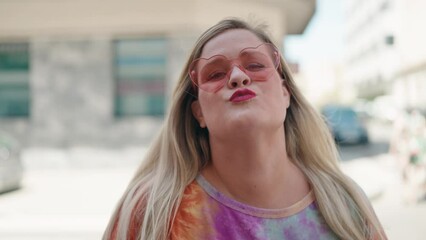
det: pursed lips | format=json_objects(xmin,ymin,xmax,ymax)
[{"xmin": 229, "ymin": 88, "xmax": 257, "ymax": 102}]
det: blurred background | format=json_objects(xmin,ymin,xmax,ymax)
[{"xmin": 0, "ymin": 0, "xmax": 425, "ymax": 239}]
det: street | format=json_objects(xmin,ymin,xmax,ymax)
[
  {"xmin": 340, "ymin": 120, "xmax": 426, "ymax": 239},
  {"xmin": 0, "ymin": 121, "xmax": 425, "ymax": 239}
]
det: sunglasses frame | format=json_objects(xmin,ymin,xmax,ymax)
[{"xmin": 189, "ymin": 43, "xmax": 281, "ymax": 93}]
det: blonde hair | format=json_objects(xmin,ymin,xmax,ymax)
[{"xmin": 103, "ymin": 18, "xmax": 386, "ymax": 240}]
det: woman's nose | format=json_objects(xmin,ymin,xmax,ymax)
[{"xmin": 227, "ymin": 66, "xmax": 252, "ymax": 89}]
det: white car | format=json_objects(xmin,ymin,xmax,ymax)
[{"xmin": 0, "ymin": 131, "xmax": 23, "ymax": 193}]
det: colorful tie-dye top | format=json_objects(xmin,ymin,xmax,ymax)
[{"xmin": 170, "ymin": 175, "xmax": 339, "ymax": 240}]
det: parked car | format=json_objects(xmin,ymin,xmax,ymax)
[
  {"xmin": 321, "ymin": 105, "xmax": 369, "ymax": 145},
  {"xmin": 0, "ymin": 131, "xmax": 23, "ymax": 193}
]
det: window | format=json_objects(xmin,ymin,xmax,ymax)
[
  {"xmin": 385, "ymin": 35, "xmax": 394, "ymax": 46},
  {"xmin": 0, "ymin": 43, "xmax": 30, "ymax": 117},
  {"xmin": 114, "ymin": 38, "xmax": 167, "ymax": 117}
]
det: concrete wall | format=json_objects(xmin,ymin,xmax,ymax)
[{"xmin": 30, "ymin": 38, "xmax": 113, "ymax": 147}]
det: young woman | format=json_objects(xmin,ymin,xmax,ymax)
[{"xmin": 103, "ymin": 18, "xmax": 387, "ymax": 240}]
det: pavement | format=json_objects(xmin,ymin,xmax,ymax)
[
  {"xmin": 0, "ymin": 147, "xmax": 144, "ymax": 240},
  {"xmin": 20, "ymin": 146, "xmax": 394, "ymax": 199},
  {"xmin": 340, "ymin": 153, "xmax": 396, "ymax": 200},
  {"xmin": 0, "ymin": 147, "xmax": 416, "ymax": 239}
]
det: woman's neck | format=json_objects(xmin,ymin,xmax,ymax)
[{"xmin": 201, "ymin": 128, "xmax": 310, "ymax": 209}]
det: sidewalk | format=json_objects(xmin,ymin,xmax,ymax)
[
  {"xmin": 0, "ymin": 168, "xmax": 135, "ymax": 240},
  {"xmin": 340, "ymin": 153, "xmax": 397, "ymax": 200},
  {"xmin": 0, "ymin": 147, "xmax": 397, "ymax": 240},
  {"xmin": 21, "ymin": 146, "xmax": 394, "ymax": 200}
]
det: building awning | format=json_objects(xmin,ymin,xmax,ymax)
[
  {"xmin": 268, "ymin": 0, "xmax": 316, "ymax": 34},
  {"xmin": 0, "ymin": 0, "xmax": 316, "ymax": 38}
]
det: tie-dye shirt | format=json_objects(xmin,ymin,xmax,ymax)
[{"xmin": 171, "ymin": 175, "xmax": 339, "ymax": 240}]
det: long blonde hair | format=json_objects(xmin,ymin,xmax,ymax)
[{"xmin": 103, "ymin": 18, "xmax": 386, "ymax": 240}]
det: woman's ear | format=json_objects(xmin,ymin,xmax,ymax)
[
  {"xmin": 282, "ymin": 80, "xmax": 291, "ymax": 109},
  {"xmin": 191, "ymin": 100, "xmax": 207, "ymax": 128}
]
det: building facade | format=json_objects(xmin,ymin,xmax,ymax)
[
  {"xmin": 344, "ymin": 0, "xmax": 426, "ymax": 113},
  {"xmin": 0, "ymin": 0, "xmax": 315, "ymax": 147}
]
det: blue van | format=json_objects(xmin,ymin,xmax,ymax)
[{"xmin": 321, "ymin": 105, "xmax": 369, "ymax": 145}]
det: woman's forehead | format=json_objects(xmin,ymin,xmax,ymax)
[{"xmin": 200, "ymin": 29, "xmax": 264, "ymax": 59}]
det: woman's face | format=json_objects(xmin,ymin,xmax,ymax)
[{"xmin": 191, "ymin": 29, "xmax": 290, "ymax": 136}]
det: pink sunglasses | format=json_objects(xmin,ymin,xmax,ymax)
[{"xmin": 189, "ymin": 43, "xmax": 281, "ymax": 93}]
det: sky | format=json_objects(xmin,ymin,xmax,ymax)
[{"xmin": 284, "ymin": 0, "xmax": 344, "ymax": 66}]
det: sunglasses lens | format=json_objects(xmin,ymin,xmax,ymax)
[
  {"xmin": 189, "ymin": 44, "xmax": 279, "ymax": 92},
  {"xmin": 191, "ymin": 55, "xmax": 228, "ymax": 92}
]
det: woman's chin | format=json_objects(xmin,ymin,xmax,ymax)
[{"xmin": 224, "ymin": 116, "xmax": 277, "ymax": 132}]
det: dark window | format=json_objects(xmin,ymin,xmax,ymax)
[
  {"xmin": 385, "ymin": 35, "xmax": 394, "ymax": 45},
  {"xmin": 0, "ymin": 43, "xmax": 30, "ymax": 117},
  {"xmin": 114, "ymin": 38, "xmax": 167, "ymax": 117}
]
